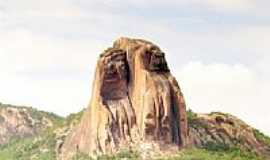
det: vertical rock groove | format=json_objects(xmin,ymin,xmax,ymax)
[{"xmin": 60, "ymin": 37, "xmax": 189, "ymax": 159}]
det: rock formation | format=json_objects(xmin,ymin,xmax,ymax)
[
  {"xmin": 0, "ymin": 103, "xmax": 59, "ymax": 145},
  {"xmin": 60, "ymin": 38, "xmax": 189, "ymax": 159},
  {"xmin": 189, "ymin": 112, "xmax": 270, "ymax": 156}
]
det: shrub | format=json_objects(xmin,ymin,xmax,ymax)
[{"xmin": 253, "ymin": 129, "xmax": 270, "ymax": 146}]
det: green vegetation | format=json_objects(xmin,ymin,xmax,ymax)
[
  {"xmin": 203, "ymin": 141, "xmax": 231, "ymax": 152},
  {"xmin": 187, "ymin": 109, "xmax": 197, "ymax": 124},
  {"xmin": 253, "ymin": 129, "xmax": 270, "ymax": 146},
  {"xmin": 64, "ymin": 109, "xmax": 85, "ymax": 126},
  {"xmin": 72, "ymin": 150, "xmax": 139, "ymax": 160},
  {"xmin": 71, "ymin": 147, "xmax": 264, "ymax": 160},
  {"xmin": 0, "ymin": 102, "xmax": 64, "ymax": 127},
  {"xmin": 0, "ymin": 131, "xmax": 57, "ymax": 160},
  {"xmin": 186, "ymin": 109, "xmax": 200, "ymax": 128},
  {"xmin": 1, "ymin": 140, "xmax": 265, "ymax": 160},
  {"xmin": 0, "ymin": 105, "xmax": 269, "ymax": 160},
  {"xmin": 187, "ymin": 109, "xmax": 209, "ymax": 129},
  {"xmin": 0, "ymin": 102, "xmax": 64, "ymax": 160},
  {"xmin": 159, "ymin": 147, "xmax": 264, "ymax": 160}
]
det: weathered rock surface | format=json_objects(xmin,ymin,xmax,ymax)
[
  {"xmin": 0, "ymin": 103, "xmax": 59, "ymax": 145},
  {"xmin": 60, "ymin": 38, "xmax": 189, "ymax": 159},
  {"xmin": 189, "ymin": 112, "xmax": 270, "ymax": 156}
]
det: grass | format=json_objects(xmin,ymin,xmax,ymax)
[
  {"xmin": 0, "ymin": 131, "xmax": 57, "ymax": 160},
  {"xmin": 0, "ymin": 106, "xmax": 268, "ymax": 160},
  {"xmin": 72, "ymin": 150, "xmax": 139, "ymax": 160},
  {"xmin": 161, "ymin": 147, "xmax": 264, "ymax": 160},
  {"xmin": 0, "ymin": 102, "xmax": 64, "ymax": 160},
  {"xmin": 71, "ymin": 147, "xmax": 264, "ymax": 160}
]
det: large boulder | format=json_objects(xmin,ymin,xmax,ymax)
[
  {"xmin": 60, "ymin": 38, "xmax": 189, "ymax": 159},
  {"xmin": 189, "ymin": 112, "xmax": 270, "ymax": 156}
]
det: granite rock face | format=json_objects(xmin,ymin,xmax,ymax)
[
  {"xmin": 189, "ymin": 112, "xmax": 270, "ymax": 156},
  {"xmin": 0, "ymin": 103, "xmax": 57, "ymax": 145},
  {"xmin": 60, "ymin": 38, "xmax": 189, "ymax": 159}
]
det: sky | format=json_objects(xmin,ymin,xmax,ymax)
[{"xmin": 0, "ymin": 0, "xmax": 270, "ymax": 135}]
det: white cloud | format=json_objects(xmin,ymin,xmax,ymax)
[
  {"xmin": 199, "ymin": 0, "xmax": 255, "ymax": 11},
  {"xmin": 0, "ymin": 29, "xmax": 103, "ymax": 116},
  {"xmin": 231, "ymin": 26, "xmax": 270, "ymax": 55},
  {"xmin": 94, "ymin": 0, "xmax": 256, "ymax": 12},
  {"xmin": 0, "ymin": 29, "xmax": 105, "ymax": 73},
  {"xmin": 175, "ymin": 62, "xmax": 270, "ymax": 134},
  {"xmin": 0, "ymin": 0, "xmax": 269, "ymax": 135},
  {"xmin": 0, "ymin": 74, "xmax": 91, "ymax": 115},
  {"xmin": 0, "ymin": 0, "xmax": 259, "ymax": 17}
]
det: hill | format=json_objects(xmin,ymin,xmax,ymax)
[
  {"xmin": 0, "ymin": 102, "xmax": 63, "ymax": 145},
  {"xmin": 1, "ymin": 38, "xmax": 270, "ymax": 160},
  {"xmin": 0, "ymin": 103, "xmax": 269, "ymax": 160}
]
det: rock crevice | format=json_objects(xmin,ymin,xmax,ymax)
[{"xmin": 60, "ymin": 37, "xmax": 189, "ymax": 159}]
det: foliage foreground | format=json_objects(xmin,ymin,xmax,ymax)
[
  {"xmin": 0, "ymin": 106, "xmax": 269, "ymax": 160},
  {"xmin": 0, "ymin": 131, "xmax": 266, "ymax": 160}
]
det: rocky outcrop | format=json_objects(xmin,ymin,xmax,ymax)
[
  {"xmin": 60, "ymin": 38, "xmax": 189, "ymax": 159},
  {"xmin": 0, "ymin": 103, "xmax": 60, "ymax": 145},
  {"xmin": 189, "ymin": 112, "xmax": 270, "ymax": 156},
  {"xmin": 1, "ymin": 102, "xmax": 270, "ymax": 159}
]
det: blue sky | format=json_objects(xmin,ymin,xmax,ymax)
[{"xmin": 0, "ymin": 0, "xmax": 270, "ymax": 135}]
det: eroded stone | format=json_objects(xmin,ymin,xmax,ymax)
[{"xmin": 59, "ymin": 38, "xmax": 189, "ymax": 160}]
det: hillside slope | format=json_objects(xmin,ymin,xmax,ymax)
[
  {"xmin": 188, "ymin": 111, "xmax": 270, "ymax": 158},
  {"xmin": 0, "ymin": 103, "xmax": 63, "ymax": 145},
  {"xmin": 0, "ymin": 104, "xmax": 269, "ymax": 160}
]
